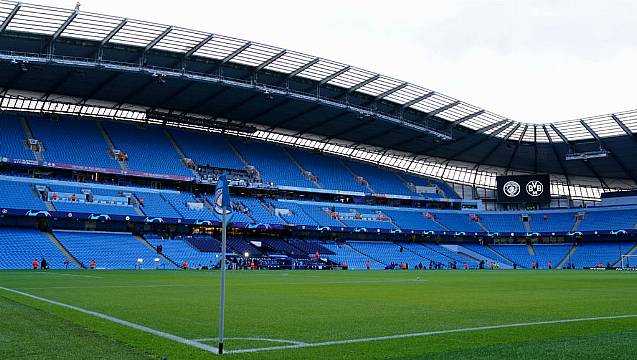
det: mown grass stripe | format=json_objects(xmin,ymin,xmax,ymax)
[
  {"xmin": 0, "ymin": 286, "xmax": 219, "ymax": 354},
  {"xmin": 226, "ymin": 314, "xmax": 637, "ymax": 354}
]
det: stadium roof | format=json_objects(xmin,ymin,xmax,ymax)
[{"xmin": 0, "ymin": 0, "xmax": 636, "ymax": 194}]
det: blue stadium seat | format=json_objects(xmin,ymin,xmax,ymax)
[
  {"xmin": 145, "ymin": 235, "xmax": 221, "ymax": 267},
  {"xmin": 28, "ymin": 116, "xmax": 118, "ymax": 168},
  {"xmin": 137, "ymin": 192, "xmax": 181, "ymax": 219},
  {"xmin": 0, "ymin": 114, "xmax": 34, "ymax": 160},
  {"xmin": 0, "ymin": 228, "xmax": 76, "ymax": 269},
  {"xmin": 529, "ymin": 212, "xmax": 576, "ymax": 232},
  {"xmin": 160, "ymin": 192, "xmax": 213, "ymax": 220},
  {"xmin": 349, "ymin": 241, "xmax": 426, "ymax": 268},
  {"xmin": 321, "ymin": 242, "xmax": 383, "ymax": 270},
  {"xmin": 459, "ymin": 244, "xmax": 512, "ymax": 265},
  {"xmin": 345, "ymin": 160, "xmax": 414, "ymax": 195},
  {"xmin": 479, "ymin": 213, "xmax": 526, "ymax": 233},
  {"xmin": 568, "ymin": 242, "xmax": 635, "ymax": 268},
  {"xmin": 288, "ymin": 149, "xmax": 367, "ymax": 192},
  {"xmin": 54, "ymin": 230, "xmax": 175, "ymax": 269},
  {"xmin": 434, "ymin": 212, "xmax": 482, "ymax": 232},
  {"xmin": 264, "ymin": 199, "xmax": 319, "ymax": 226},
  {"xmin": 384, "ymin": 209, "xmax": 446, "ymax": 231},
  {"xmin": 490, "ymin": 244, "xmax": 532, "ymax": 268},
  {"xmin": 533, "ymin": 244, "xmax": 572, "ymax": 268},
  {"xmin": 170, "ymin": 129, "xmax": 245, "ymax": 170},
  {"xmin": 0, "ymin": 180, "xmax": 47, "ymax": 210},
  {"xmin": 103, "ymin": 122, "xmax": 190, "ymax": 176},
  {"xmin": 578, "ymin": 210, "xmax": 637, "ymax": 231},
  {"xmin": 229, "ymin": 139, "xmax": 313, "ymax": 188},
  {"xmin": 235, "ymin": 196, "xmax": 285, "ymax": 225}
]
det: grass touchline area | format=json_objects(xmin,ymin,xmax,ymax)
[{"xmin": 1, "ymin": 270, "xmax": 636, "ymax": 359}]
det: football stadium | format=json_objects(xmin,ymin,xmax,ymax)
[{"xmin": 1, "ymin": 1, "xmax": 636, "ymax": 359}]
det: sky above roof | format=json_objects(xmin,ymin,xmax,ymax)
[{"xmin": 34, "ymin": 0, "xmax": 637, "ymax": 124}]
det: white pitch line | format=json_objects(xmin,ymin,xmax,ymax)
[
  {"xmin": 280, "ymin": 279, "xmax": 427, "ymax": 285},
  {"xmin": 0, "ymin": 286, "xmax": 219, "ymax": 354},
  {"xmin": 19, "ymin": 284, "xmax": 196, "ymax": 290},
  {"xmin": 194, "ymin": 337, "xmax": 307, "ymax": 345},
  {"xmin": 226, "ymin": 314, "xmax": 637, "ymax": 355},
  {"xmin": 31, "ymin": 272, "xmax": 104, "ymax": 279}
]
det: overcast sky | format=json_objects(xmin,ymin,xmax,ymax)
[{"xmin": 34, "ymin": 0, "xmax": 637, "ymax": 124}]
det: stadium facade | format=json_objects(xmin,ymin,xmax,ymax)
[{"xmin": 0, "ymin": 0, "xmax": 636, "ymax": 271}]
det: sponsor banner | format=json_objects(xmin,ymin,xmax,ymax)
[
  {"xmin": 1, "ymin": 157, "xmax": 194, "ymax": 182},
  {"xmin": 2, "ymin": 209, "xmax": 635, "ymax": 236},
  {"xmin": 496, "ymin": 174, "xmax": 551, "ymax": 203}
]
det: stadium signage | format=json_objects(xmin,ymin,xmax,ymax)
[{"xmin": 496, "ymin": 174, "xmax": 550, "ymax": 203}]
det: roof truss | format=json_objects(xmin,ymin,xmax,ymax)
[{"xmin": 0, "ymin": 2, "xmax": 20, "ymax": 33}]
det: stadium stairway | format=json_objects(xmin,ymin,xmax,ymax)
[
  {"xmin": 401, "ymin": 244, "xmax": 434, "ymax": 262},
  {"xmin": 431, "ymin": 217, "xmax": 450, "ymax": 231},
  {"xmin": 385, "ymin": 214, "xmax": 402, "ymax": 230},
  {"xmin": 20, "ymin": 117, "xmax": 44, "ymax": 161},
  {"xmin": 394, "ymin": 173, "xmax": 417, "ymax": 193},
  {"xmin": 486, "ymin": 244, "xmax": 516, "ymax": 264},
  {"xmin": 557, "ymin": 243, "xmax": 578, "ymax": 268},
  {"xmin": 476, "ymin": 219, "xmax": 490, "ymax": 233},
  {"xmin": 325, "ymin": 208, "xmax": 347, "ymax": 227},
  {"xmin": 44, "ymin": 231, "xmax": 84, "ymax": 268},
  {"xmin": 282, "ymin": 148, "xmax": 322, "ymax": 189},
  {"xmin": 527, "ymin": 243, "xmax": 536, "ymax": 256},
  {"xmin": 224, "ymin": 138, "xmax": 252, "ymax": 170},
  {"xmin": 164, "ymin": 129, "xmax": 200, "ymax": 180},
  {"xmin": 44, "ymin": 199, "xmax": 56, "ymax": 212},
  {"xmin": 135, "ymin": 234, "xmax": 180, "ymax": 268},
  {"xmin": 347, "ymin": 243, "xmax": 386, "ymax": 266},
  {"xmin": 32, "ymin": 185, "xmax": 56, "ymax": 212},
  {"xmin": 339, "ymin": 159, "xmax": 375, "ymax": 193},
  {"xmin": 572, "ymin": 215, "xmax": 582, "ymax": 232},
  {"xmin": 524, "ymin": 218, "xmax": 532, "ymax": 233},
  {"xmin": 96, "ymin": 121, "xmax": 127, "ymax": 171},
  {"xmin": 456, "ymin": 245, "xmax": 508, "ymax": 266},
  {"xmin": 128, "ymin": 194, "xmax": 146, "ymax": 216}
]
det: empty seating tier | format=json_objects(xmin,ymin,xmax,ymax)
[
  {"xmin": 54, "ymin": 231, "xmax": 175, "ymax": 269},
  {"xmin": 0, "ymin": 228, "xmax": 74, "ymax": 269}
]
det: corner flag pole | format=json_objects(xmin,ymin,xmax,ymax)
[{"xmin": 218, "ymin": 206, "xmax": 227, "ymax": 354}]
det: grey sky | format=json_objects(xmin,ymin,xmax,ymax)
[{"xmin": 34, "ymin": 0, "xmax": 637, "ymax": 124}]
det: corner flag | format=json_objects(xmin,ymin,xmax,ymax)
[
  {"xmin": 215, "ymin": 174, "xmax": 232, "ymax": 355},
  {"xmin": 213, "ymin": 174, "xmax": 232, "ymax": 221}
]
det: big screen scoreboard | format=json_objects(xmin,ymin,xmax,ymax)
[{"xmin": 496, "ymin": 174, "xmax": 551, "ymax": 203}]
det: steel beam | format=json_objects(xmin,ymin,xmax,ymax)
[
  {"xmin": 347, "ymin": 74, "xmax": 379, "ymax": 93},
  {"xmin": 580, "ymin": 120, "xmax": 637, "ymax": 184},
  {"xmin": 286, "ymin": 58, "xmax": 319, "ymax": 79},
  {"xmin": 221, "ymin": 42, "xmax": 251, "ymax": 64},
  {"xmin": 144, "ymin": 26, "xmax": 173, "ymax": 53},
  {"xmin": 476, "ymin": 119, "xmax": 510, "ymax": 134},
  {"xmin": 99, "ymin": 18, "xmax": 127, "ymax": 47},
  {"xmin": 319, "ymin": 66, "xmax": 350, "ymax": 85},
  {"xmin": 428, "ymin": 100, "xmax": 460, "ymax": 117},
  {"xmin": 504, "ymin": 125, "xmax": 527, "ymax": 174},
  {"xmin": 450, "ymin": 110, "xmax": 485, "ymax": 127},
  {"xmin": 255, "ymin": 49, "xmax": 287, "ymax": 72},
  {"xmin": 0, "ymin": 2, "xmax": 21, "ymax": 33},
  {"xmin": 374, "ymin": 82, "xmax": 408, "ymax": 100},
  {"xmin": 543, "ymin": 125, "xmax": 571, "ymax": 184},
  {"xmin": 185, "ymin": 33, "xmax": 214, "ymax": 57},
  {"xmin": 400, "ymin": 91, "xmax": 435, "ymax": 109}
]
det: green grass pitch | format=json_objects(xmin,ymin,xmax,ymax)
[{"xmin": 1, "ymin": 270, "xmax": 636, "ymax": 359}]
